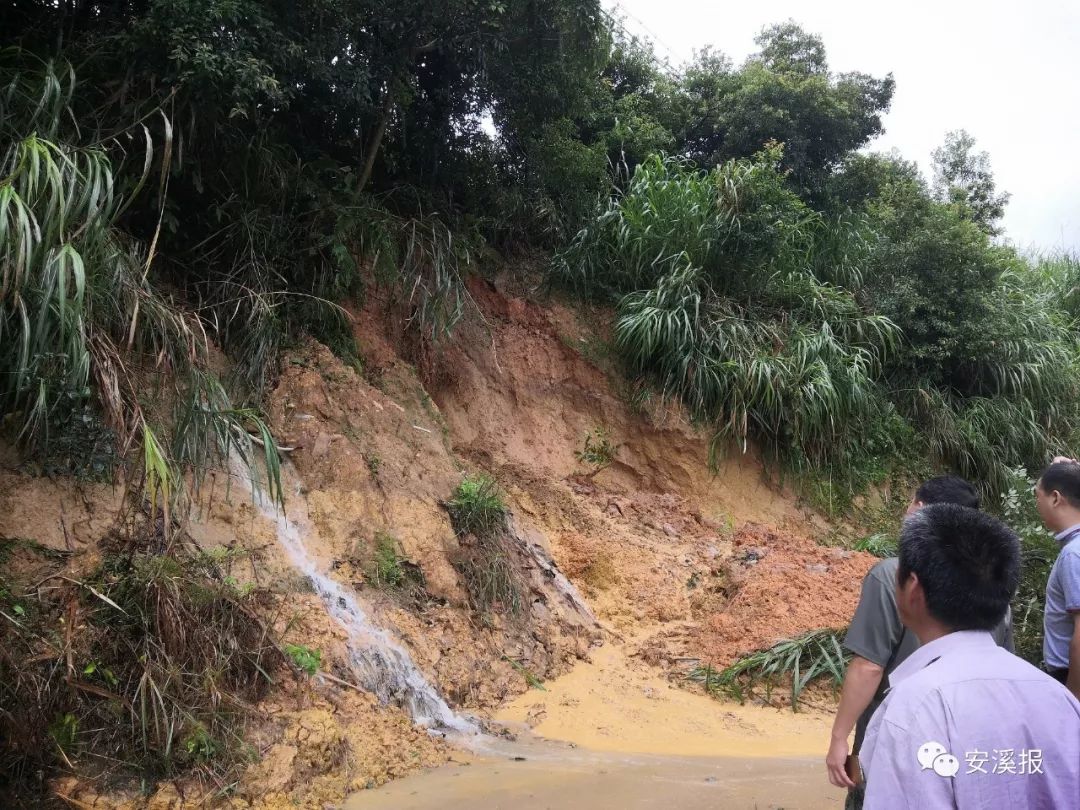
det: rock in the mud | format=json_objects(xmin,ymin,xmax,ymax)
[
  {"xmin": 312, "ymin": 430, "xmax": 332, "ymax": 459},
  {"xmin": 739, "ymin": 547, "xmax": 766, "ymax": 566},
  {"xmin": 805, "ymin": 562, "xmax": 830, "ymax": 574},
  {"xmin": 662, "ymin": 522, "xmax": 679, "ymax": 538}
]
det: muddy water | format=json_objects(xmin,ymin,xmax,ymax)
[
  {"xmin": 348, "ymin": 636, "xmax": 839, "ymax": 809},
  {"xmin": 346, "ymin": 738, "xmax": 834, "ymax": 810},
  {"xmin": 496, "ymin": 639, "xmax": 831, "ymax": 758}
]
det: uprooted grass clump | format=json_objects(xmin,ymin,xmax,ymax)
[
  {"xmin": 688, "ymin": 628, "xmax": 849, "ymax": 712},
  {"xmin": 446, "ymin": 475, "xmax": 523, "ymax": 616},
  {"xmin": 0, "ymin": 520, "xmax": 283, "ymax": 803}
]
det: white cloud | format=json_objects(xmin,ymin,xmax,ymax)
[{"xmin": 609, "ymin": 0, "xmax": 1080, "ymax": 251}]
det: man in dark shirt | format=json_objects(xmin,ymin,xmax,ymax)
[{"xmin": 824, "ymin": 476, "xmax": 1013, "ymax": 809}]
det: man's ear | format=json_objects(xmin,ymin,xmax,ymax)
[
  {"xmin": 908, "ymin": 573, "xmax": 925, "ymax": 607},
  {"xmin": 895, "ymin": 570, "xmax": 921, "ymax": 611}
]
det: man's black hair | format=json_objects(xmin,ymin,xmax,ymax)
[
  {"xmin": 1038, "ymin": 462, "xmax": 1080, "ymax": 509},
  {"xmin": 915, "ymin": 475, "xmax": 980, "ymax": 510},
  {"xmin": 898, "ymin": 504, "xmax": 1019, "ymax": 631}
]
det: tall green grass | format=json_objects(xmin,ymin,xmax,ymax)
[
  {"xmin": 0, "ymin": 56, "xmax": 282, "ymax": 514},
  {"xmin": 448, "ymin": 474, "xmax": 508, "ymax": 538},
  {"xmin": 553, "ymin": 151, "xmax": 899, "ymax": 471},
  {"xmin": 892, "ymin": 256, "xmax": 1080, "ymax": 497},
  {"xmin": 447, "ymin": 474, "xmax": 522, "ymax": 615},
  {"xmin": 554, "ymin": 152, "xmax": 1080, "ymax": 499}
]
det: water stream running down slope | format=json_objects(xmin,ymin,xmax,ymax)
[{"xmin": 234, "ymin": 459, "xmax": 477, "ymax": 734}]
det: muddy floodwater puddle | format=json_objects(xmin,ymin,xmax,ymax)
[
  {"xmin": 347, "ymin": 639, "xmax": 838, "ymax": 809},
  {"xmin": 495, "ymin": 638, "xmax": 831, "ymax": 758},
  {"xmin": 345, "ymin": 735, "xmax": 834, "ymax": 810}
]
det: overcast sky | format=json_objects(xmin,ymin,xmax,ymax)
[{"xmin": 608, "ymin": 0, "xmax": 1079, "ymax": 252}]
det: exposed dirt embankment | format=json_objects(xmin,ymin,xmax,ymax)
[
  {"xmin": 428, "ymin": 276, "xmax": 873, "ymax": 660},
  {"xmin": 436, "ymin": 277, "xmax": 804, "ymax": 527},
  {"xmin": 263, "ymin": 341, "xmax": 600, "ymax": 712},
  {"xmin": 0, "ymin": 270, "xmax": 875, "ymax": 808}
]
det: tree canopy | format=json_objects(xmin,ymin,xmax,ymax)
[{"xmin": 2, "ymin": 4, "xmax": 1076, "ymax": 505}]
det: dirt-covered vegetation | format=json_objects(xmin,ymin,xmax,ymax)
[{"xmin": 0, "ymin": 523, "xmax": 284, "ymax": 799}]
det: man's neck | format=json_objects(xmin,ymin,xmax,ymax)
[
  {"xmin": 911, "ymin": 620, "xmax": 953, "ymax": 646},
  {"xmin": 1052, "ymin": 513, "xmax": 1080, "ymax": 536}
]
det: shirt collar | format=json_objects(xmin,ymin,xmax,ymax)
[
  {"xmin": 888, "ymin": 630, "xmax": 996, "ymax": 688},
  {"xmin": 1055, "ymin": 523, "xmax": 1080, "ymax": 543}
]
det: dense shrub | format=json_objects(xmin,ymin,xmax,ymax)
[{"xmin": 0, "ymin": 526, "xmax": 282, "ymax": 799}]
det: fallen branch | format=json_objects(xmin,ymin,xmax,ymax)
[{"xmin": 317, "ymin": 669, "xmax": 368, "ymax": 694}]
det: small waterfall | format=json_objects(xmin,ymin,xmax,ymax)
[{"xmin": 235, "ymin": 462, "xmax": 476, "ymax": 734}]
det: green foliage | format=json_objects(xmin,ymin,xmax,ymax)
[
  {"xmin": 448, "ymin": 474, "xmax": 507, "ymax": 538},
  {"xmin": 368, "ymin": 533, "xmax": 406, "ymax": 589},
  {"xmin": 367, "ymin": 454, "xmax": 382, "ymax": 478},
  {"xmin": 556, "ymin": 133, "xmax": 1078, "ymax": 501},
  {"xmin": 859, "ymin": 163, "xmax": 1080, "ymax": 497},
  {"xmin": 931, "ymin": 130, "xmax": 1010, "ymax": 236},
  {"xmin": 796, "ymin": 410, "xmax": 922, "ymax": 518},
  {"xmin": 0, "ymin": 57, "xmax": 191, "ymax": 453},
  {"xmin": 574, "ymin": 427, "xmax": 618, "ymax": 473},
  {"xmin": 285, "ymin": 644, "xmax": 322, "ymax": 677},
  {"xmin": 1001, "ymin": 468, "xmax": 1059, "ymax": 665},
  {"xmin": 1032, "ymin": 251, "xmax": 1080, "ymax": 323},
  {"xmin": 182, "ymin": 724, "xmax": 218, "ymax": 763},
  {"xmin": 447, "ymin": 475, "xmax": 521, "ymax": 615},
  {"xmin": 40, "ymin": 406, "xmax": 119, "ymax": 482},
  {"xmin": 0, "ymin": 55, "xmax": 283, "ymax": 517},
  {"xmin": 572, "ymin": 26, "xmax": 678, "ymax": 179},
  {"xmin": 48, "ymin": 713, "xmax": 79, "ymax": 754},
  {"xmin": 678, "ymin": 22, "xmax": 894, "ymax": 188},
  {"xmin": 689, "ymin": 628, "xmax": 849, "ymax": 712},
  {"xmin": 853, "ymin": 533, "xmax": 899, "ymax": 558},
  {"xmin": 554, "ymin": 151, "xmax": 898, "ymax": 473}
]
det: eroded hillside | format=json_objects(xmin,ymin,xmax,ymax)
[{"xmin": 0, "ymin": 274, "xmax": 874, "ymax": 808}]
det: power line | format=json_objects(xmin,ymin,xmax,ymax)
[
  {"xmin": 600, "ymin": 4, "xmax": 685, "ymax": 80},
  {"xmin": 609, "ymin": 3, "xmax": 685, "ymax": 69}
]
